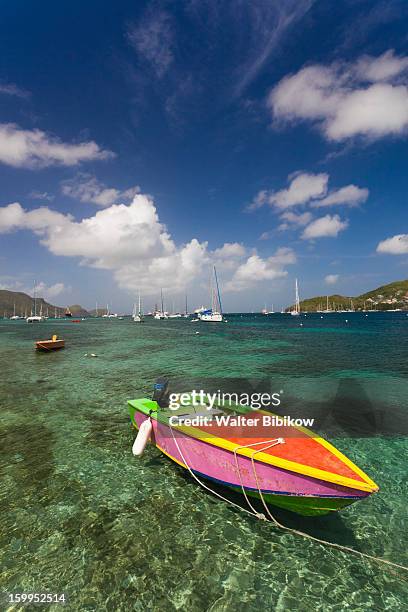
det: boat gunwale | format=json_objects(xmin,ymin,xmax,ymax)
[{"xmin": 128, "ymin": 399, "xmax": 378, "ymax": 494}]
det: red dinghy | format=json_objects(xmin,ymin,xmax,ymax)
[{"xmin": 36, "ymin": 334, "xmax": 65, "ymax": 351}]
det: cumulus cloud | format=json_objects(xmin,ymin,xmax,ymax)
[
  {"xmin": 312, "ymin": 185, "xmax": 369, "ymax": 208},
  {"xmin": 0, "ymin": 202, "xmax": 70, "ymax": 234},
  {"xmin": 301, "ymin": 214, "xmax": 348, "ymax": 240},
  {"xmin": 213, "ymin": 242, "xmax": 247, "ymax": 269},
  {"xmin": 0, "ymin": 194, "xmax": 297, "ymax": 296},
  {"xmin": 249, "ymin": 172, "xmax": 328, "ymax": 211},
  {"xmin": 325, "ymin": 274, "xmax": 339, "ymax": 285},
  {"xmin": 0, "ymin": 279, "xmax": 68, "ymax": 300},
  {"xmin": 278, "ymin": 210, "xmax": 312, "ymax": 230},
  {"xmin": 0, "ymin": 123, "xmax": 113, "ymax": 168},
  {"xmin": 0, "ymin": 197, "xmax": 205, "ymax": 294},
  {"xmin": 355, "ymin": 50, "xmax": 408, "ymax": 82},
  {"xmin": 61, "ymin": 174, "xmax": 140, "ymax": 207},
  {"xmin": 35, "ymin": 282, "xmax": 68, "ymax": 299},
  {"xmin": 225, "ymin": 247, "xmax": 296, "ymax": 292},
  {"xmin": 249, "ymin": 172, "xmax": 367, "ymax": 240},
  {"xmin": 249, "ymin": 172, "xmax": 368, "ymax": 214},
  {"xmin": 268, "ymin": 49, "xmax": 408, "ymax": 141},
  {"xmin": 376, "ymin": 234, "xmax": 408, "ymax": 254}
]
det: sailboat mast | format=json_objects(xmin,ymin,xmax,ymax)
[
  {"xmin": 160, "ymin": 289, "xmax": 164, "ymax": 314},
  {"xmin": 185, "ymin": 294, "xmax": 188, "ymax": 316},
  {"xmin": 214, "ymin": 266, "xmax": 222, "ymax": 314},
  {"xmin": 33, "ymin": 281, "xmax": 37, "ymax": 316},
  {"xmin": 295, "ymin": 278, "xmax": 300, "ymax": 313},
  {"xmin": 138, "ymin": 291, "xmax": 141, "ymax": 315}
]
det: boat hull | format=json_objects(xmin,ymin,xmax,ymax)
[
  {"xmin": 36, "ymin": 340, "xmax": 65, "ymax": 351},
  {"xmin": 129, "ymin": 405, "xmax": 371, "ymax": 517}
]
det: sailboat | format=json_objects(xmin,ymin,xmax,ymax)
[
  {"xmin": 322, "ymin": 295, "xmax": 332, "ymax": 314},
  {"xmin": 102, "ymin": 303, "xmax": 118, "ymax": 318},
  {"xmin": 27, "ymin": 283, "xmax": 44, "ymax": 323},
  {"xmin": 290, "ymin": 279, "xmax": 300, "ymax": 316},
  {"xmin": 154, "ymin": 290, "xmax": 168, "ymax": 319},
  {"xmin": 182, "ymin": 295, "xmax": 189, "ymax": 318},
  {"xmin": 133, "ymin": 292, "xmax": 144, "ymax": 322},
  {"xmin": 10, "ymin": 303, "xmax": 21, "ymax": 320},
  {"xmin": 64, "ymin": 306, "xmax": 72, "ymax": 318},
  {"xmin": 198, "ymin": 266, "xmax": 223, "ymax": 322}
]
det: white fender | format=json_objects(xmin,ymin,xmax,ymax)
[{"xmin": 132, "ymin": 418, "xmax": 153, "ymax": 456}]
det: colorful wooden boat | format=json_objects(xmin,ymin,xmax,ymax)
[
  {"xmin": 36, "ymin": 334, "xmax": 65, "ymax": 351},
  {"xmin": 128, "ymin": 397, "xmax": 378, "ymax": 517}
]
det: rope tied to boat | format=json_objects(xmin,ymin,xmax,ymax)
[{"xmin": 167, "ymin": 422, "xmax": 408, "ymax": 576}]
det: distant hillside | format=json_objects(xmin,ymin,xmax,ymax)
[
  {"xmin": 0, "ymin": 290, "xmax": 89, "ymax": 318},
  {"xmin": 286, "ymin": 279, "xmax": 408, "ymax": 312},
  {"xmin": 88, "ymin": 308, "xmax": 109, "ymax": 316}
]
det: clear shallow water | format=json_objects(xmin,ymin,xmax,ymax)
[{"xmin": 0, "ymin": 313, "xmax": 407, "ymax": 611}]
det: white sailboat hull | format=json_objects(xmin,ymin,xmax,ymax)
[{"xmin": 198, "ymin": 312, "xmax": 223, "ymax": 322}]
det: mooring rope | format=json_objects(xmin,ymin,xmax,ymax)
[{"xmin": 167, "ymin": 422, "xmax": 408, "ymax": 575}]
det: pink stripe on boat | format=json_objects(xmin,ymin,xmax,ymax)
[{"xmin": 134, "ymin": 413, "xmax": 366, "ymax": 498}]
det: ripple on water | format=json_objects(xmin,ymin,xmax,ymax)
[{"xmin": 0, "ymin": 315, "xmax": 408, "ymax": 609}]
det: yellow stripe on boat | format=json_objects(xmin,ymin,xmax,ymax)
[{"xmin": 172, "ymin": 423, "xmax": 377, "ymax": 493}]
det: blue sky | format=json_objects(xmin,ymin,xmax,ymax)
[{"xmin": 0, "ymin": 0, "xmax": 408, "ymax": 312}]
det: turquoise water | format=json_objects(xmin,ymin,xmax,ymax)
[{"xmin": 1, "ymin": 313, "xmax": 407, "ymax": 610}]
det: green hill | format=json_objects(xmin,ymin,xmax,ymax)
[
  {"xmin": 286, "ymin": 279, "xmax": 408, "ymax": 312},
  {"xmin": 0, "ymin": 290, "xmax": 89, "ymax": 318}
]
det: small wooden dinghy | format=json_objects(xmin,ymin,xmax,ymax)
[
  {"xmin": 36, "ymin": 334, "xmax": 65, "ymax": 351},
  {"xmin": 128, "ymin": 386, "xmax": 378, "ymax": 517}
]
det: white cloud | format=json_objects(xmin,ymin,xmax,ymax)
[
  {"xmin": 213, "ymin": 242, "xmax": 246, "ymax": 258},
  {"xmin": 250, "ymin": 172, "xmax": 328, "ymax": 211},
  {"xmin": 0, "ymin": 123, "xmax": 113, "ymax": 168},
  {"xmin": 0, "ymin": 82, "xmax": 30, "ymax": 98},
  {"xmin": 213, "ymin": 242, "xmax": 247, "ymax": 270},
  {"xmin": 269, "ymin": 50, "xmax": 408, "ymax": 141},
  {"xmin": 376, "ymin": 234, "xmax": 408, "ymax": 254},
  {"xmin": 0, "ymin": 279, "xmax": 68, "ymax": 300},
  {"xmin": 312, "ymin": 185, "xmax": 369, "ymax": 207},
  {"xmin": 355, "ymin": 50, "xmax": 408, "ymax": 82},
  {"xmin": 249, "ymin": 171, "xmax": 367, "ymax": 240},
  {"xmin": 327, "ymin": 83, "xmax": 408, "ymax": 140},
  {"xmin": 28, "ymin": 191, "xmax": 54, "ymax": 202},
  {"xmin": 325, "ymin": 274, "xmax": 339, "ymax": 285},
  {"xmin": 232, "ymin": 1, "xmax": 314, "ymax": 97},
  {"xmin": 0, "ymin": 197, "xmax": 206, "ymax": 295},
  {"xmin": 61, "ymin": 174, "xmax": 140, "ymax": 207},
  {"xmin": 127, "ymin": 10, "xmax": 174, "ymax": 78},
  {"xmin": 225, "ymin": 247, "xmax": 296, "ymax": 292},
  {"xmin": 278, "ymin": 210, "xmax": 312, "ymax": 230},
  {"xmin": 0, "ymin": 202, "xmax": 70, "ymax": 234},
  {"xmin": 301, "ymin": 214, "xmax": 348, "ymax": 240},
  {"xmin": 0, "ymin": 195, "xmax": 298, "ymax": 297},
  {"xmin": 248, "ymin": 190, "xmax": 270, "ymax": 211},
  {"xmin": 35, "ymin": 282, "xmax": 68, "ymax": 299}
]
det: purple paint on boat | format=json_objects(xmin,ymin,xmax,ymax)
[{"xmin": 133, "ymin": 412, "xmax": 368, "ymax": 499}]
